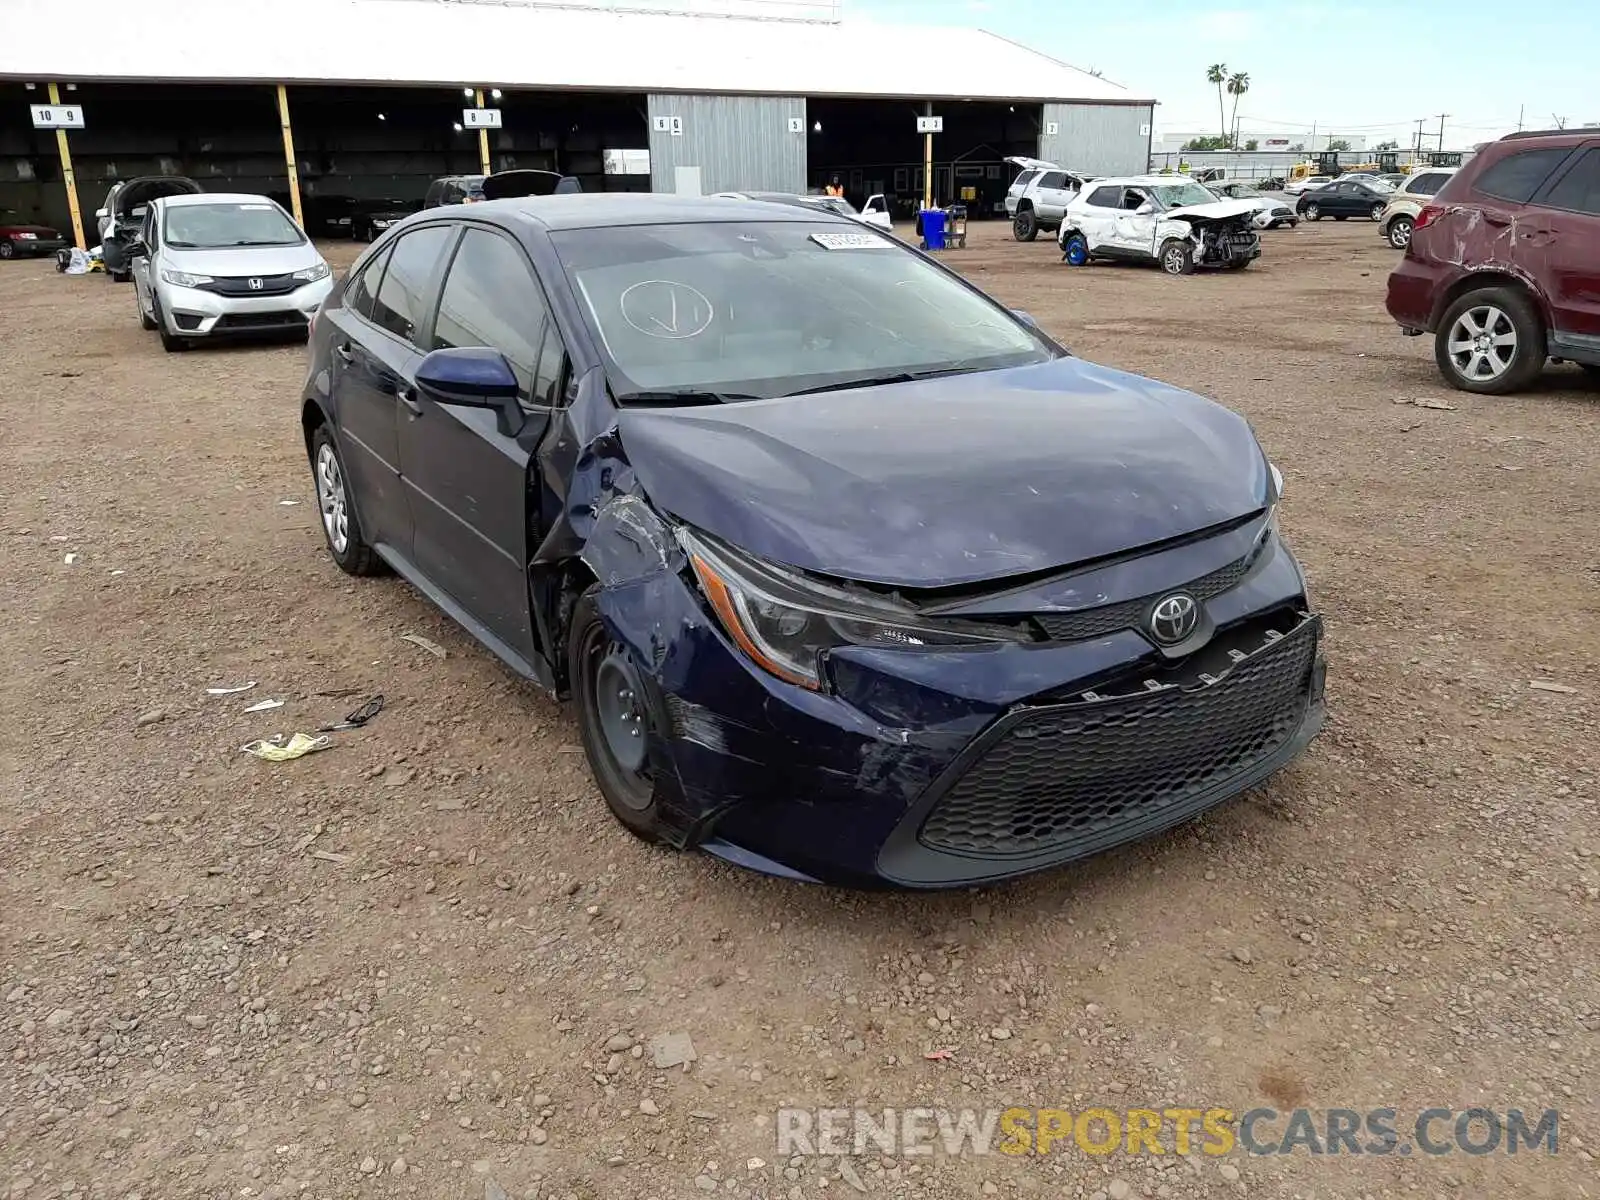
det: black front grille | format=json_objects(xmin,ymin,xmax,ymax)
[
  {"xmin": 919, "ymin": 615, "xmax": 1318, "ymax": 858},
  {"xmin": 213, "ymin": 311, "xmax": 307, "ymax": 330},
  {"xmin": 1033, "ymin": 551, "xmax": 1255, "ymax": 642},
  {"xmin": 197, "ymin": 273, "xmax": 298, "ymax": 297}
]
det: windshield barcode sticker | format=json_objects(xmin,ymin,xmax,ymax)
[{"xmin": 810, "ymin": 232, "xmax": 890, "ymax": 250}]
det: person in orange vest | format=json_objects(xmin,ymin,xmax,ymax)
[{"xmin": 824, "ymin": 176, "xmax": 844, "ymax": 198}]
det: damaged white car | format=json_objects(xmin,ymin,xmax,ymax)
[{"xmin": 1057, "ymin": 177, "xmax": 1263, "ymax": 275}]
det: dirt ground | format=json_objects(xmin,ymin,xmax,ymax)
[{"xmin": 2, "ymin": 218, "xmax": 1597, "ymax": 1200}]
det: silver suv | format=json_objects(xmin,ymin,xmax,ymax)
[
  {"xmin": 1005, "ymin": 157, "xmax": 1090, "ymax": 242},
  {"xmin": 1377, "ymin": 167, "xmax": 1459, "ymax": 249}
]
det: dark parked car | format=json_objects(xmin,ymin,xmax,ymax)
[
  {"xmin": 1296, "ymin": 178, "xmax": 1392, "ymax": 222},
  {"xmin": 1387, "ymin": 127, "xmax": 1600, "ymax": 393},
  {"xmin": 351, "ymin": 198, "xmax": 421, "ymax": 242},
  {"xmin": 100, "ymin": 175, "xmax": 201, "ymax": 281},
  {"xmin": 302, "ymin": 194, "xmax": 360, "ymax": 238},
  {"xmin": 301, "ymin": 195, "xmax": 1326, "ymax": 888},
  {"xmin": 423, "ymin": 170, "xmax": 581, "ymax": 209},
  {"xmin": 423, "ymin": 175, "xmax": 487, "ymax": 208},
  {"xmin": 0, "ymin": 207, "xmax": 67, "ymax": 258}
]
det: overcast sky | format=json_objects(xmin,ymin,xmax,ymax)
[{"xmin": 849, "ymin": 0, "xmax": 1590, "ymax": 148}]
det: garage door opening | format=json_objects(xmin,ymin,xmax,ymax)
[{"xmin": 805, "ymin": 98, "xmax": 1042, "ymax": 221}]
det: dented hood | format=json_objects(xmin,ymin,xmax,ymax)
[
  {"xmin": 1165, "ymin": 198, "xmax": 1263, "ymax": 222},
  {"xmin": 615, "ymin": 359, "xmax": 1270, "ymax": 589}
]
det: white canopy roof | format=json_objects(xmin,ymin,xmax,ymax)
[{"xmin": 0, "ymin": 0, "xmax": 1149, "ymax": 104}]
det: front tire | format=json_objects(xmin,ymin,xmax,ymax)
[
  {"xmin": 0, "ymin": 241, "xmax": 14, "ymax": 260},
  {"xmin": 1061, "ymin": 232, "xmax": 1089, "ymax": 265},
  {"xmin": 1159, "ymin": 239, "xmax": 1195, "ymax": 276},
  {"xmin": 569, "ymin": 588, "xmax": 671, "ymax": 844},
  {"xmin": 1370, "ymin": 202, "xmax": 1386, "ymax": 221},
  {"xmin": 1387, "ymin": 216, "xmax": 1414, "ymax": 249},
  {"xmin": 1434, "ymin": 287, "xmax": 1545, "ymax": 395},
  {"xmin": 1304, "ymin": 203, "xmax": 1321, "ymax": 221},
  {"xmin": 310, "ymin": 425, "xmax": 382, "ymax": 575},
  {"xmin": 1013, "ymin": 209, "xmax": 1038, "ymax": 242}
]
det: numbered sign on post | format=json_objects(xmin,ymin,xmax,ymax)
[
  {"xmin": 462, "ymin": 108, "xmax": 503, "ymax": 129},
  {"xmin": 30, "ymin": 104, "xmax": 86, "ymax": 130},
  {"xmin": 916, "ymin": 116, "xmax": 943, "ymax": 134}
]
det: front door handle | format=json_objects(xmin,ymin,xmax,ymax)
[
  {"xmin": 398, "ymin": 385, "xmax": 424, "ymax": 417},
  {"xmin": 334, "ymin": 343, "xmax": 355, "ymax": 364}
]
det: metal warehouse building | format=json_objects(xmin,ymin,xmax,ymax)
[{"xmin": 0, "ymin": 0, "xmax": 1156, "ymax": 247}]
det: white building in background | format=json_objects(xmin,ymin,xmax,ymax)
[{"xmin": 1152, "ymin": 129, "xmax": 1370, "ymax": 155}]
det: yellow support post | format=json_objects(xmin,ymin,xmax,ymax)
[
  {"xmin": 275, "ymin": 85, "xmax": 303, "ymax": 228},
  {"xmin": 475, "ymin": 89, "xmax": 491, "ymax": 175},
  {"xmin": 922, "ymin": 101, "xmax": 934, "ymax": 212},
  {"xmin": 46, "ymin": 83, "xmax": 85, "ymax": 250}
]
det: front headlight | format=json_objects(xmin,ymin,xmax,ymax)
[
  {"xmin": 160, "ymin": 267, "xmax": 212, "ymax": 287},
  {"xmin": 293, "ymin": 261, "xmax": 331, "ymax": 283},
  {"xmin": 680, "ymin": 529, "xmax": 1029, "ymax": 691}
]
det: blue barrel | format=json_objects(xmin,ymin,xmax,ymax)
[{"xmin": 922, "ymin": 208, "xmax": 947, "ymax": 250}]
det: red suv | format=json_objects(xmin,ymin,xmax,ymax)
[{"xmin": 1386, "ymin": 128, "xmax": 1600, "ymax": 394}]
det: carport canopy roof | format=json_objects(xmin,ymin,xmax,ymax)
[{"xmin": 0, "ymin": 0, "xmax": 1151, "ymax": 104}]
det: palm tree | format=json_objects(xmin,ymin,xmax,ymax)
[
  {"xmin": 1206, "ymin": 64, "xmax": 1229, "ymax": 141},
  {"xmin": 1226, "ymin": 71, "xmax": 1250, "ymax": 147}
]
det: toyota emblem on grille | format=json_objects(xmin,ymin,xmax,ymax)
[
  {"xmin": 1149, "ymin": 593, "xmax": 1199, "ymax": 645},
  {"xmin": 247, "ymin": 277, "xmax": 264, "ymax": 290}
]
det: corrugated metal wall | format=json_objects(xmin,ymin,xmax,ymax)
[
  {"xmin": 646, "ymin": 93, "xmax": 807, "ymax": 195},
  {"xmin": 1038, "ymin": 103, "xmax": 1153, "ymax": 176}
]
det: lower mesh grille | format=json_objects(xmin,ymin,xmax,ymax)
[{"xmin": 919, "ymin": 616, "xmax": 1317, "ymax": 858}]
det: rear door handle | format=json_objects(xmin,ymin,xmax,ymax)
[{"xmin": 398, "ymin": 385, "xmax": 424, "ymax": 417}]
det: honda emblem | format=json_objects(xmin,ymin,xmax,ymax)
[{"xmin": 247, "ymin": 277, "xmax": 264, "ymax": 291}]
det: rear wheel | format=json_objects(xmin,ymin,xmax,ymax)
[
  {"xmin": 1013, "ymin": 209, "xmax": 1038, "ymax": 242},
  {"xmin": 1434, "ymin": 287, "xmax": 1545, "ymax": 395},
  {"xmin": 1304, "ymin": 203, "xmax": 1321, "ymax": 221},
  {"xmin": 1387, "ymin": 216, "xmax": 1414, "ymax": 249},
  {"xmin": 310, "ymin": 425, "xmax": 382, "ymax": 575},
  {"xmin": 1159, "ymin": 239, "xmax": 1195, "ymax": 276},
  {"xmin": 0, "ymin": 241, "xmax": 14, "ymax": 260},
  {"xmin": 569, "ymin": 588, "xmax": 671, "ymax": 844}
]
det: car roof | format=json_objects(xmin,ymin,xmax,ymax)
[
  {"xmin": 461, "ymin": 193, "xmax": 845, "ymax": 230},
  {"xmin": 157, "ymin": 192, "xmax": 282, "ymax": 208},
  {"xmin": 1084, "ymin": 175, "xmax": 1201, "ymax": 188}
]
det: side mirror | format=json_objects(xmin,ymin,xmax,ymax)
[
  {"xmin": 415, "ymin": 347, "xmax": 524, "ymax": 435},
  {"xmin": 128, "ymin": 239, "xmax": 148, "ymax": 259},
  {"xmin": 1136, "ymin": 201, "xmax": 1156, "ymax": 215}
]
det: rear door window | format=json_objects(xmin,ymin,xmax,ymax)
[
  {"xmin": 345, "ymin": 245, "xmax": 391, "ymax": 321},
  {"xmin": 1086, "ymin": 186, "xmax": 1124, "ymax": 208},
  {"xmin": 1540, "ymin": 147, "xmax": 1600, "ymax": 215},
  {"xmin": 1473, "ymin": 148, "xmax": 1571, "ymax": 203},
  {"xmin": 1012, "ymin": 170, "xmax": 1039, "ymax": 189},
  {"xmin": 1038, "ymin": 172, "xmax": 1067, "ymax": 191},
  {"xmin": 371, "ymin": 225, "xmax": 454, "ymax": 345}
]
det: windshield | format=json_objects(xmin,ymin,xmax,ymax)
[
  {"xmin": 163, "ymin": 202, "xmax": 304, "ymax": 249},
  {"xmin": 551, "ymin": 221, "xmax": 1056, "ymax": 401},
  {"xmin": 807, "ymin": 196, "xmax": 859, "ymax": 216},
  {"xmin": 1152, "ymin": 182, "xmax": 1221, "ymax": 208}
]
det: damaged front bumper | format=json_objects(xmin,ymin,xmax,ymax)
[{"xmin": 583, "ymin": 497, "xmax": 1326, "ymax": 889}]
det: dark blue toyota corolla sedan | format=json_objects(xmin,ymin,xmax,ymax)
[{"xmin": 300, "ymin": 194, "xmax": 1325, "ymax": 888}]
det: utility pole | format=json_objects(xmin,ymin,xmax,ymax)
[
  {"xmin": 1435, "ymin": 112, "xmax": 1449, "ymax": 152},
  {"xmin": 1516, "ymin": 104, "xmax": 1524, "ymax": 132},
  {"xmin": 1413, "ymin": 119, "xmax": 1426, "ymax": 161}
]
